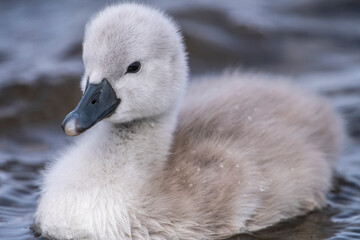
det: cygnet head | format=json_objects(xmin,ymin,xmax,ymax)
[{"xmin": 62, "ymin": 3, "xmax": 188, "ymax": 136}]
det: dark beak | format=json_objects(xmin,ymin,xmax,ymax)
[{"xmin": 62, "ymin": 79, "xmax": 121, "ymax": 136}]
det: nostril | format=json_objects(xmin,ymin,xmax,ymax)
[{"xmin": 91, "ymin": 100, "xmax": 98, "ymax": 105}]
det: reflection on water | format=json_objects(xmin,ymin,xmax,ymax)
[{"xmin": 0, "ymin": 0, "xmax": 360, "ymax": 239}]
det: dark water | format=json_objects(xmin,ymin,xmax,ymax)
[{"xmin": 0, "ymin": 0, "xmax": 360, "ymax": 239}]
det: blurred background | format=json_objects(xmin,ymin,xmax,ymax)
[{"xmin": 0, "ymin": 0, "xmax": 360, "ymax": 239}]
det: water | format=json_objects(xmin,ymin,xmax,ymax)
[{"xmin": 0, "ymin": 0, "xmax": 360, "ymax": 239}]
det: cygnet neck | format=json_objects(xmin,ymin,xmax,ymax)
[{"xmin": 93, "ymin": 109, "xmax": 178, "ymax": 173}]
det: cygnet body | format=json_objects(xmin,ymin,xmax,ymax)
[{"xmin": 34, "ymin": 3, "xmax": 344, "ymax": 240}]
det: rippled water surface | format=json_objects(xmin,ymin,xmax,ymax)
[{"xmin": 0, "ymin": 0, "xmax": 360, "ymax": 239}]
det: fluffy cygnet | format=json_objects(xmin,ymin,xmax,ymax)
[{"xmin": 33, "ymin": 3, "xmax": 344, "ymax": 240}]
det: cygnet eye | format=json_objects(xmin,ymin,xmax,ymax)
[{"xmin": 126, "ymin": 61, "xmax": 141, "ymax": 74}]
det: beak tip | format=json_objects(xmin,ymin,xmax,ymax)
[{"xmin": 62, "ymin": 116, "xmax": 81, "ymax": 136}]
